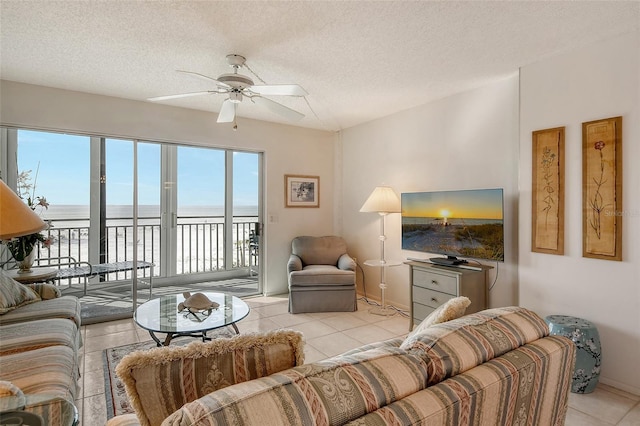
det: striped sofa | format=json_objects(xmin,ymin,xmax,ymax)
[
  {"xmin": 110, "ymin": 306, "xmax": 575, "ymax": 426},
  {"xmin": 0, "ymin": 275, "xmax": 82, "ymax": 426}
]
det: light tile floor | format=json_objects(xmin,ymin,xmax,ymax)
[{"xmin": 78, "ymin": 296, "xmax": 640, "ymax": 425}]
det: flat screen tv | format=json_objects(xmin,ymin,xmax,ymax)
[{"xmin": 401, "ymin": 188, "xmax": 504, "ymax": 264}]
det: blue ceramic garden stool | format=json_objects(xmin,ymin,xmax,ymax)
[{"xmin": 545, "ymin": 315, "xmax": 601, "ymax": 394}]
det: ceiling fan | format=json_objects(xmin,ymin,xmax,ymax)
[{"xmin": 148, "ymin": 54, "xmax": 308, "ymax": 124}]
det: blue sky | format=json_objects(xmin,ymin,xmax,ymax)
[{"xmin": 16, "ymin": 130, "xmax": 258, "ymax": 206}]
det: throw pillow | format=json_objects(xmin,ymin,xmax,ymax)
[
  {"xmin": 25, "ymin": 282, "xmax": 61, "ymax": 300},
  {"xmin": 399, "ymin": 306, "xmax": 549, "ymax": 385},
  {"xmin": 402, "ymin": 296, "xmax": 471, "ymax": 347},
  {"xmin": 116, "ymin": 329, "xmax": 305, "ymax": 426},
  {"xmin": 421, "ymin": 296, "xmax": 471, "ymax": 329},
  {"xmin": 0, "ymin": 270, "xmax": 41, "ymax": 315}
]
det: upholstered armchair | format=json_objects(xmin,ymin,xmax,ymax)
[{"xmin": 287, "ymin": 236, "xmax": 357, "ymax": 313}]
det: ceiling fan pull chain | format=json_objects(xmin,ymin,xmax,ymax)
[{"xmin": 243, "ymin": 62, "xmax": 267, "ymax": 85}]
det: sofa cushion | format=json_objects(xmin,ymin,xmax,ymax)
[
  {"xmin": 0, "ymin": 379, "xmax": 77, "ymax": 426},
  {"xmin": 0, "ymin": 295, "xmax": 81, "ymax": 327},
  {"xmin": 289, "ymin": 265, "xmax": 355, "ymax": 287},
  {"xmin": 163, "ymin": 346, "xmax": 429, "ymax": 426},
  {"xmin": 116, "ymin": 330, "xmax": 305, "ymax": 426},
  {"xmin": 0, "ymin": 270, "xmax": 40, "ymax": 314},
  {"xmin": 0, "ymin": 345, "xmax": 79, "ymax": 402},
  {"xmin": 410, "ymin": 296, "xmax": 471, "ymax": 334},
  {"xmin": 0, "ymin": 318, "xmax": 81, "ymax": 356},
  {"xmin": 400, "ymin": 306, "xmax": 550, "ymax": 385}
]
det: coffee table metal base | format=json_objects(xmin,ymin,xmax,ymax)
[{"xmin": 149, "ymin": 322, "xmax": 240, "ymax": 347}]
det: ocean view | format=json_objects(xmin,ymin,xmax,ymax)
[
  {"xmin": 41, "ymin": 205, "xmax": 259, "ymax": 226},
  {"xmin": 36, "ymin": 205, "xmax": 259, "ymax": 274},
  {"xmin": 42, "ymin": 205, "xmax": 259, "ymax": 219}
]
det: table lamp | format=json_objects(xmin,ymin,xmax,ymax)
[
  {"xmin": 0, "ymin": 179, "xmax": 47, "ymax": 240},
  {"xmin": 360, "ymin": 185, "xmax": 401, "ymax": 316}
]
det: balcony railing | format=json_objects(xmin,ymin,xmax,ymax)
[{"xmin": 31, "ymin": 216, "xmax": 258, "ymax": 282}]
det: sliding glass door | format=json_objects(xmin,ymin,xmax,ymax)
[
  {"xmin": 8, "ymin": 129, "xmax": 92, "ymax": 268},
  {"xmin": 176, "ymin": 146, "xmax": 226, "ymax": 274},
  {"xmin": 233, "ymin": 152, "xmax": 261, "ymax": 283},
  {"xmin": 2, "ymin": 127, "xmax": 263, "ymax": 323}
]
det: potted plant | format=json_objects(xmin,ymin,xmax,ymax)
[{"xmin": 4, "ymin": 169, "xmax": 53, "ymax": 273}]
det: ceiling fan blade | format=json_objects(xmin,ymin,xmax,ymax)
[
  {"xmin": 148, "ymin": 91, "xmax": 217, "ymax": 101},
  {"xmin": 249, "ymin": 84, "xmax": 308, "ymax": 97},
  {"xmin": 217, "ymin": 99, "xmax": 236, "ymax": 123},
  {"xmin": 177, "ymin": 70, "xmax": 232, "ymax": 89},
  {"xmin": 251, "ymin": 96, "xmax": 305, "ymax": 121}
]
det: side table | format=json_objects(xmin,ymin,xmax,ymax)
[
  {"xmin": 545, "ymin": 315, "xmax": 602, "ymax": 394},
  {"xmin": 363, "ymin": 259, "xmax": 403, "ymax": 316},
  {"xmin": 5, "ymin": 267, "xmax": 58, "ymax": 283}
]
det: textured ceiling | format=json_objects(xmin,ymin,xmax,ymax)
[{"xmin": 1, "ymin": 1, "xmax": 638, "ymax": 131}]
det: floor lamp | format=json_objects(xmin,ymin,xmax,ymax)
[{"xmin": 360, "ymin": 185, "xmax": 401, "ymax": 316}]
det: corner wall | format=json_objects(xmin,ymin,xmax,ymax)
[
  {"xmin": 340, "ymin": 75, "xmax": 520, "ymax": 311},
  {"xmin": 519, "ymin": 31, "xmax": 640, "ymax": 394},
  {"xmin": 0, "ymin": 80, "xmax": 337, "ymax": 296}
]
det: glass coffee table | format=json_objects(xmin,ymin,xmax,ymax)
[{"xmin": 134, "ymin": 292, "xmax": 250, "ymax": 346}]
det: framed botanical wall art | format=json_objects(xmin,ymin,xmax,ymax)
[
  {"xmin": 582, "ymin": 116, "xmax": 622, "ymax": 261},
  {"xmin": 285, "ymin": 175, "xmax": 319, "ymax": 208},
  {"xmin": 532, "ymin": 127, "xmax": 565, "ymax": 255}
]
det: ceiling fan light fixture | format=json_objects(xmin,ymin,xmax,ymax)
[{"xmin": 229, "ymin": 92, "xmax": 242, "ymax": 104}]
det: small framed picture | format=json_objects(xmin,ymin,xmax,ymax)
[{"xmin": 285, "ymin": 175, "xmax": 319, "ymax": 208}]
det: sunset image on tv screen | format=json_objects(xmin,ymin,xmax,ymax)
[{"xmin": 401, "ymin": 188, "xmax": 504, "ymax": 261}]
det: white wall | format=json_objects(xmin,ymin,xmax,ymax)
[
  {"xmin": 0, "ymin": 80, "xmax": 337, "ymax": 296},
  {"xmin": 519, "ymin": 32, "xmax": 640, "ymax": 394},
  {"xmin": 340, "ymin": 75, "xmax": 520, "ymax": 311}
]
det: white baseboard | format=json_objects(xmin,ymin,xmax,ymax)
[{"xmin": 599, "ymin": 377, "xmax": 640, "ymax": 398}]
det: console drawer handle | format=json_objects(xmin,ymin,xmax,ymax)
[
  {"xmin": 431, "ymin": 297, "xmax": 438, "ymax": 303},
  {"xmin": 431, "ymin": 280, "xmax": 438, "ymax": 285}
]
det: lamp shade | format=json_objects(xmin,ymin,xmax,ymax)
[
  {"xmin": 360, "ymin": 185, "xmax": 401, "ymax": 214},
  {"xmin": 0, "ymin": 179, "xmax": 46, "ymax": 240}
]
